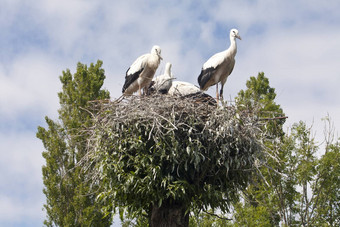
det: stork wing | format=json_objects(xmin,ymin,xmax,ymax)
[
  {"xmin": 122, "ymin": 67, "xmax": 144, "ymax": 93},
  {"xmin": 227, "ymin": 58, "xmax": 235, "ymax": 76},
  {"xmin": 198, "ymin": 51, "xmax": 225, "ymax": 90},
  {"xmin": 202, "ymin": 51, "xmax": 225, "ymax": 69},
  {"xmin": 198, "ymin": 66, "xmax": 217, "ymax": 90},
  {"xmin": 169, "ymin": 81, "xmax": 200, "ymax": 96},
  {"xmin": 126, "ymin": 53, "xmax": 148, "ymax": 76},
  {"xmin": 122, "ymin": 54, "xmax": 148, "ymax": 93}
]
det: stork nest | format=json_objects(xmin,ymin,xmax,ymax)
[{"xmin": 81, "ymin": 94, "xmax": 274, "ymax": 212}]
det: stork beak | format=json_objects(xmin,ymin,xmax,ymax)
[
  {"xmin": 159, "ymin": 54, "xmax": 163, "ymax": 60},
  {"xmin": 237, "ymin": 35, "xmax": 242, "ymax": 40}
]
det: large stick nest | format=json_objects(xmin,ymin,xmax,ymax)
[{"xmin": 82, "ymin": 94, "xmax": 268, "ymax": 212}]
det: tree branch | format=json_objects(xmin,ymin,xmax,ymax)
[
  {"xmin": 203, "ymin": 210, "xmax": 232, "ymax": 221},
  {"xmin": 258, "ymin": 116, "xmax": 288, "ymax": 121}
]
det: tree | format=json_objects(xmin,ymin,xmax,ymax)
[
  {"xmin": 82, "ymin": 94, "xmax": 271, "ymax": 227},
  {"xmin": 210, "ymin": 73, "xmax": 339, "ymax": 226},
  {"xmin": 272, "ymin": 119, "xmax": 339, "ymax": 226},
  {"xmin": 37, "ymin": 60, "xmax": 112, "ymax": 226},
  {"xmin": 230, "ymin": 72, "xmax": 286, "ymax": 226},
  {"xmin": 236, "ymin": 72, "xmax": 285, "ymax": 138},
  {"xmin": 312, "ymin": 135, "xmax": 340, "ymax": 226},
  {"xmin": 304, "ymin": 117, "xmax": 340, "ymax": 226}
]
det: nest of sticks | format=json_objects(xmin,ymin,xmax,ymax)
[{"xmin": 80, "ymin": 94, "xmax": 275, "ymax": 211}]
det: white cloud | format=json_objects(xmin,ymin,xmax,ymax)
[
  {"xmin": 0, "ymin": 131, "xmax": 45, "ymax": 225},
  {"xmin": 0, "ymin": 51, "xmax": 61, "ymax": 120},
  {"xmin": 34, "ymin": 0, "xmax": 99, "ymax": 54},
  {"xmin": 233, "ymin": 24, "xmax": 340, "ymax": 143}
]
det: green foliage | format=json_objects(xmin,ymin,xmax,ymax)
[
  {"xmin": 232, "ymin": 72, "xmax": 285, "ymax": 226},
  {"xmin": 312, "ymin": 140, "xmax": 340, "ymax": 226},
  {"xmin": 236, "ymin": 72, "xmax": 285, "ymax": 138},
  {"xmin": 189, "ymin": 210, "xmax": 232, "ymax": 227},
  {"xmin": 274, "ymin": 120, "xmax": 339, "ymax": 226},
  {"xmin": 222, "ymin": 73, "xmax": 339, "ymax": 226},
  {"xmin": 236, "ymin": 72, "xmax": 280, "ymax": 112},
  {"xmin": 233, "ymin": 202, "xmax": 272, "ymax": 227},
  {"xmin": 37, "ymin": 65, "xmax": 339, "ymax": 226},
  {"xmin": 308, "ymin": 118, "xmax": 340, "ymax": 226},
  {"xmin": 84, "ymin": 95, "xmax": 268, "ymax": 224},
  {"xmin": 37, "ymin": 60, "xmax": 111, "ymax": 226}
]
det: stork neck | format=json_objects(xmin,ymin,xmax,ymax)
[
  {"xmin": 150, "ymin": 54, "xmax": 161, "ymax": 67},
  {"xmin": 228, "ymin": 37, "xmax": 237, "ymax": 56},
  {"xmin": 165, "ymin": 66, "xmax": 171, "ymax": 76}
]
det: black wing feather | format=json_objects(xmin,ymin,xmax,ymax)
[
  {"xmin": 197, "ymin": 67, "xmax": 217, "ymax": 90},
  {"xmin": 122, "ymin": 67, "xmax": 144, "ymax": 93}
]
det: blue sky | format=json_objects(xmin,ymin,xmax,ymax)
[{"xmin": 1, "ymin": 0, "xmax": 339, "ymax": 226}]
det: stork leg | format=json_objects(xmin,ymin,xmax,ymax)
[
  {"xmin": 138, "ymin": 84, "xmax": 142, "ymax": 96},
  {"xmin": 216, "ymin": 83, "xmax": 219, "ymax": 104},
  {"xmin": 220, "ymin": 83, "xmax": 224, "ymax": 102}
]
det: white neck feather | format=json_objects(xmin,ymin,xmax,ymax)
[
  {"xmin": 165, "ymin": 65, "xmax": 171, "ymax": 76},
  {"xmin": 228, "ymin": 36, "xmax": 237, "ymax": 57}
]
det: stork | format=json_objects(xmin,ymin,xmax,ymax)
[
  {"xmin": 168, "ymin": 81, "xmax": 216, "ymax": 106},
  {"xmin": 198, "ymin": 29, "xmax": 241, "ymax": 103},
  {"xmin": 122, "ymin": 45, "xmax": 163, "ymax": 96},
  {"xmin": 168, "ymin": 81, "xmax": 200, "ymax": 96},
  {"xmin": 147, "ymin": 62, "xmax": 174, "ymax": 95}
]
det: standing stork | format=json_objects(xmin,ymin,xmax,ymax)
[
  {"xmin": 122, "ymin": 45, "xmax": 163, "ymax": 96},
  {"xmin": 198, "ymin": 29, "xmax": 241, "ymax": 102}
]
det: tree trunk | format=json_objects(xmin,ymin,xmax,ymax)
[{"xmin": 149, "ymin": 201, "xmax": 189, "ymax": 227}]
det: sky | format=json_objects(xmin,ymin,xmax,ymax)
[{"xmin": 0, "ymin": 0, "xmax": 339, "ymax": 226}]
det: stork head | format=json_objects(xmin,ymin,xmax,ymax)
[
  {"xmin": 151, "ymin": 45, "xmax": 163, "ymax": 60},
  {"xmin": 230, "ymin": 29, "xmax": 242, "ymax": 40}
]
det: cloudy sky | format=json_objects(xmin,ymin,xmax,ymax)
[{"xmin": 1, "ymin": 0, "xmax": 339, "ymax": 226}]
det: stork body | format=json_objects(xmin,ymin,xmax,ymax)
[
  {"xmin": 168, "ymin": 81, "xmax": 216, "ymax": 106},
  {"xmin": 168, "ymin": 81, "xmax": 200, "ymax": 96},
  {"xmin": 122, "ymin": 45, "xmax": 162, "ymax": 96},
  {"xmin": 198, "ymin": 29, "xmax": 241, "ymax": 102}
]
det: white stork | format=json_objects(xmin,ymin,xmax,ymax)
[
  {"xmin": 168, "ymin": 81, "xmax": 200, "ymax": 96},
  {"xmin": 168, "ymin": 81, "xmax": 216, "ymax": 106},
  {"xmin": 122, "ymin": 45, "xmax": 163, "ymax": 96},
  {"xmin": 147, "ymin": 62, "xmax": 174, "ymax": 94},
  {"xmin": 198, "ymin": 28, "xmax": 241, "ymax": 102}
]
